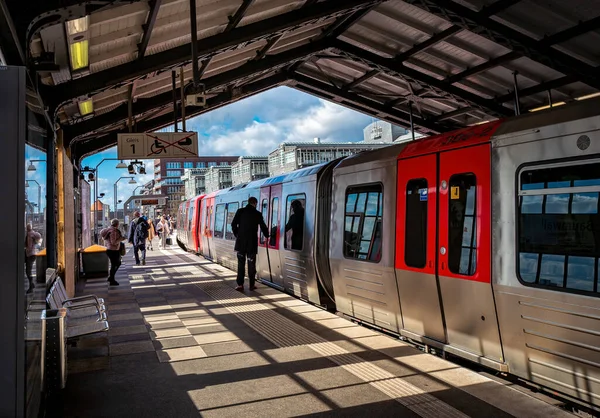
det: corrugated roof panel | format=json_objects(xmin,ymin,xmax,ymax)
[
  {"xmin": 375, "ymin": 0, "xmax": 451, "ymax": 33},
  {"xmin": 89, "ymin": 2, "xmax": 148, "ymax": 37},
  {"xmin": 238, "ymin": 0, "xmax": 304, "ymax": 28}
]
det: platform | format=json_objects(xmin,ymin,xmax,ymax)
[{"xmin": 63, "ymin": 246, "xmax": 573, "ymax": 418}]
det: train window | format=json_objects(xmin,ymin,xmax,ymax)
[
  {"xmin": 284, "ymin": 194, "xmax": 306, "ymax": 251},
  {"xmin": 518, "ymin": 161, "xmax": 600, "ymax": 295},
  {"xmin": 225, "ymin": 202, "xmax": 239, "ymax": 240},
  {"xmin": 188, "ymin": 206, "xmax": 194, "ymax": 232},
  {"xmin": 404, "ymin": 179, "xmax": 428, "ymax": 268},
  {"xmin": 214, "ymin": 204, "xmax": 225, "ymax": 238},
  {"xmin": 448, "ymin": 174, "xmax": 477, "ymax": 276},
  {"xmin": 270, "ymin": 197, "xmax": 279, "ymax": 247},
  {"xmin": 344, "ymin": 184, "xmax": 383, "ymax": 262},
  {"xmin": 260, "ymin": 199, "xmax": 268, "ymax": 244}
]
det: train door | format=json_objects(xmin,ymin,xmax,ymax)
[
  {"xmin": 258, "ymin": 184, "xmax": 283, "ymax": 287},
  {"xmin": 257, "ymin": 188, "xmax": 272, "ymax": 283},
  {"xmin": 204, "ymin": 198, "xmax": 214, "ymax": 260},
  {"xmin": 396, "ymin": 154, "xmax": 446, "ymax": 342},
  {"xmin": 437, "ymin": 144, "xmax": 503, "ymax": 360}
]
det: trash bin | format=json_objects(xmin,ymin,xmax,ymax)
[
  {"xmin": 35, "ymin": 249, "xmax": 47, "ymax": 284},
  {"xmin": 80, "ymin": 244, "xmax": 108, "ymax": 277}
]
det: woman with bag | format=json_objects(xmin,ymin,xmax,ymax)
[
  {"xmin": 100, "ymin": 218, "xmax": 125, "ymax": 286},
  {"xmin": 147, "ymin": 218, "xmax": 156, "ymax": 250},
  {"xmin": 157, "ymin": 216, "xmax": 171, "ymax": 249}
]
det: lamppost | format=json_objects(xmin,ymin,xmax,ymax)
[
  {"xmin": 81, "ymin": 159, "xmax": 131, "ymax": 241},
  {"xmin": 25, "ymin": 180, "xmax": 41, "ymax": 214},
  {"xmin": 114, "ymin": 176, "xmax": 136, "ymax": 223}
]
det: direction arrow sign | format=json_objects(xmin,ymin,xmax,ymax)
[{"xmin": 117, "ymin": 132, "xmax": 198, "ymax": 159}]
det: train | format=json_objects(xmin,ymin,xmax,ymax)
[{"xmin": 177, "ymin": 97, "xmax": 600, "ymax": 410}]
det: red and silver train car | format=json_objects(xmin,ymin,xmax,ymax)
[{"xmin": 177, "ymin": 97, "xmax": 600, "ymax": 410}]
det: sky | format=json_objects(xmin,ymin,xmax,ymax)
[{"xmin": 81, "ymin": 86, "xmax": 377, "ymax": 207}]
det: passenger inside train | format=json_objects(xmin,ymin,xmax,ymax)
[{"xmin": 285, "ymin": 199, "xmax": 305, "ymax": 251}]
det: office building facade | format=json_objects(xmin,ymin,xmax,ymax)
[
  {"xmin": 268, "ymin": 140, "xmax": 390, "ymax": 177},
  {"xmin": 154, "ymin": 156, "xmax": 237, "ymax": 214},
  {"xmin": 231, "ymin": 156, "xmax": 269, "ymax": 186}
]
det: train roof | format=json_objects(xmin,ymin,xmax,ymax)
[{"xmin": 492, "ymin": 96, "xmax": 600, "ymax": 141}]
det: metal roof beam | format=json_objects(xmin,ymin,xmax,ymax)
[
  {"xmin": 291, "ymin": 71, "xmax": 451, "ymax": 133},
  {"xmin": 542, "ymin": 16, "xmax": 600, "ymax": 46},
  {"xmin": 320, "ymin": 2, "xmax": 380, "ymax": 39},
  {"xmin": 43, "ymin": 0, "xmax": 380, "ymax": 108},
  {"xmin": 403, "ymin": 0, "xmax": 600, "ymax": 90},
  {"xmin": 138, "ymin": 0, "xmax": 162, "ymax": 60},
  {"xmin": 72, "ymin": 72, "xmax": 289, "ymax": 160},
  {"xmin": 395, "ymin": 26, "xmax": 462, "ymax": 62},
  {"xmin": 343, "ymin": 69, "xmax": 380, "ymax": 91},
  {"xmin": 253, "ymin": 34, "xmax": 282, "ymax": 61},
  {"xmin": 430, "ymin": 106, "xmax": 474, "ymax": 121},
  {"xmin": 479, "ymin": 0, "xmax": 521, "ymax": 17},
  {"xmin": 64, "ymin": 39, "xmax": 330, "ymax": 141},
  {"xmin": 496, "ymin": 74, "xmax": 579, "ymax": 103},
  {"xmin": 332, "ymin": 39, "xmax": 512, "ymax": 117},
  {"xmin": 446, "ymin": 51, "xmax": 521, "ymax": 84},
  {"xmin": 225, "ymin": 0, "xmax": 255, "ymax": 32}
]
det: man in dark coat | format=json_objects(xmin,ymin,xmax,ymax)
[
  {"xmin": 231, "ymin": 196, "xmax": 269, "ymax": 291},
  {"xmin": 128, "ymin": 211, "xmax": 149, "ymax": 266}
]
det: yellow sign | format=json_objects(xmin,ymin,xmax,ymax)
[{"xmin": 450, "ymin": 186, "xmax": 460, "ymax": 200}]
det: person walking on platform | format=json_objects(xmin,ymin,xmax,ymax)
[
  {"xmin": 100, "ymin": 219, "xmax": 125, "ymax": 286},
  {"xmin": 147, "ymin": 218, "xmax": 156, "ymax": 250},
  {"xmin": 134, "ymin": 216, "xmax": 149, "ymax": 265},
  {"xmin": 231, "ymin": 197, "xmax": 269, "ymax": 292},
  {"xmin": 156, "ymin": 216, "xmax": 171, "ymax": 249},
  {"xmin": 25, "ymin": 224, "xmax": 41, "ymax": 294}
]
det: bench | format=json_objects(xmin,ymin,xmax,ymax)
[{"xmin": 46, "ymin": 278, "xmax": 109, "ymax": 339}]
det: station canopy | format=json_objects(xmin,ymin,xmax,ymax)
[{"xmin": 11, "ymin": 0, "xmax": 600, "ymax": 160}]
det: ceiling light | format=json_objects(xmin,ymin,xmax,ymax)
[
  {"xmin": 116, "ymin": 160, "xmax": 127, "ymax": 169},
  {"xmin": 27, "ymin": 161, "xmax": 36, "ymax": 172},
  {"xmin": 88, "ymin": 172, "xmax": 95, "ymax": 181},
  {"xmin": 70, "ymin": 40, "xmax": 89, "ymax": 71},
  {"xmin": 529, "ymin": 102, "xmax": 566, "ymax": 112},
  {"xmin": 575, "ymin": 92, "xmax": 600, "ymax": 101},
  {"xmin": 66, "ymin": 16, "xmax": 89, "ymax": 35},
  {"xmin": 128, "ymin": 178, "xmax": 137, "ymax": 184},
  {"xmin": 78, "ymin": 99, "xmax": 93, "ymax": 116}
]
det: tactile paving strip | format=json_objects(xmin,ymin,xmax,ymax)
[{"xmin": 191, "ymin": 275, "xmax": 468, "ymax": 418}]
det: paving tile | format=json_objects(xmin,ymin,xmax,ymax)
[
  {"xmin": 143, "ymin": 313, "xmax": 179, "ymax": 322},
  {"xmin": 181, "ymin": 317, "xmax": 219, "ymax": 327},
  {"xmin": 109, "ymin": 340, "xmax": 155, "ymax": 356},
  {"xmin": 193, "ymin": 331, "xmax": 239, "ymax": 345},
  {"xmin": 108, "ymin": 312, "xmax": 144, "ymax": 321},
  {"xmin": 150, "ymin": 327, "xmax": 191, "ymax": 340},
  {"xmin": 156, "ymin": 345, "xmax": 208, "ymax": 363},
  {"xmin": 146, "ymin": 320, "xmax": 184, "ymax": 330},
  {"xmin": 107, "ymin": 302, "xmax": 139, "ymax": 312},
  {"xmin": 68, "ymin": 356, "xmax": 109, "ymax": 374},
  {"xmin": 139, "ymin": 304, "xmax": 172, "ymax": 313},
  {"xmin": 187, "ymin": 324, "xmax": 228, "ymax": 335},
  {"xmin": 109, "ymin": 333, "xmax": 151, "ymax": 344},
  {"xmin": 108, "ymin": 325, "xmax": 148, "ymax": 337},
  {"xmin": 109, "ymin": 319, "xmax": 146, "ymax": 328}
]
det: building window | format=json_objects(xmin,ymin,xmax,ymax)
[
  {"xmin": 225, "ymin": 202, "xmax": 239, "ymax": 240},
  {"xmin": 284, "ymin": 194, "xmax": 306, "ymax": 251},
  {"xmin": 344, "ymin": 184, "xmax": 383, "ymax": 262},
  {"xmin": 518, "ymin": 160, "xmax": 600, "ymax": 295},
  {"xmin": 197, "ymin": 162, "xmax": 206, "ymax": 168},
  {"xmin": 208, "ymin": 162, "xmax": 217, "ymax": 167},
  {"xmin": 184, "ymin": 162, "xmax": 194, "ymax": 168},
  {"xmin": 405, "ymin": 179, "xmax": 428, "ymax": 268},
  {"xmin": 260, "ymin": 199, "xmax": 268, "ymax": 244},
  {"xmin": 166, "ymin": 170, "xmax": 181, "ymax": 177},
  {"xmin": 214, "ymin": 204, "xmax": 225, "ymax": 238},
  {"xmin": 448, "ymin": 174, "xmax": 477, "ymax": 276}
]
